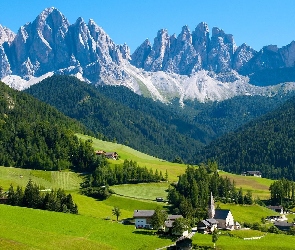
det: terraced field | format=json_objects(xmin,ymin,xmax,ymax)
[{"xmin": 0, "ymin": 166, "xmax": 82, "ymax": 191}]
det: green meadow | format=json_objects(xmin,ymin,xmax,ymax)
[
  {"xmin": 0, "ymin": 204, "xmax": 173, "ymax": 250},
  {"xmin": 0, "ymin": 166, "xmax": 82, "ymax": 191},
  {"xmin": 216, "ymin": 203, "xmax": 278, "ymax": 224},
  {"xmin": 192, "ymin": 231, "xmax": 295, "ymax": 250},
  {"xmin": 219, "ymin": 171, "xmax": 274, "ymax": 200},
  {"xmin": 111, "ymin": 182, "xmax": 169, "ymax": 201},
  {"xmin": 78, "ymin": 134, "xmax": 186, "ymax": 181}
]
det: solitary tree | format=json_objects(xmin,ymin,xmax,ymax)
[
  {"xmin": 172, "ymin": 217, "xmax": 189, "ymax": 235},
  {"xmin": 151, "ymin": 207, "xmax": 167, "ymax": 230},
  {"xmin": 112, "ymin": 206, "xmax": 121, "ymax": 221},
  {"xmin": 212, "ymin": 229, "xmax": 219, "ymax": 249}
]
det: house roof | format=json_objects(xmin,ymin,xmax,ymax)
[
  {"xmin": 274, "ymin": 221, "xmax": 293, "ymax": 227},
  {"xmin": 246, "ymin": 171, "xmax": 261, "ymax": 175},
  {"xmin": 105, "ymin": 152, "xmax": 118, "ymax": 155},
  {"xmin": 214, "ymin": 209, "xmax": 231, "ymax": 220},
  {"xmin": 206, "ymin": 218, "xmax": 218, "ymax": 224},
  {"xmin": 268, "ymin": 205, "xmax": 283, "ymax": 210},
  {"xmin": 197, "ymin": 220, "xmax": 210, "ymax": 228},
  {"xmin": 167, "ymin": 215, "xmax": 183, "ymax": 220},
  {"xmin": 133, "ymin": 210, "xmax": 154, "ymax": 218},
  {"xmin": 165, "ymin": 220, "xmax": 174, "ymax": 228}
]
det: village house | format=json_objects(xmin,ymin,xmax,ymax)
[
  {"xmin": 104, "ymin": 152, "xmax": 119, "ymax": 160},
  {"xmin": 164, "ymin": 214, "xmax": 189, "ymax": 236},
  {"xmin": 197, "ymin": 218, "xmax": 218, "ymax": 234},
  {"xmin": 133, "ymin": 210, "xmax": 188, "ymax": 236},
  {"xmin": 95, "ymin": 150, "xmax": 119, "ymax": 160},
  {"xmin": 242, "ymin": 171, "xmax": 262, "ymax": 177},
  {"xmin": 95, "ymin": 150, "xmax": 106, "ymax": 155},
  {"xmin": 133, "ymin": 210, "xmax": 154, "ymax": 229},
  {"xmin": 274, "ymin": 221, "xmax": 294, "ymax": 231}
]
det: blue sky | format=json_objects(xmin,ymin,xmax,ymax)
[{"xmin": 1, "ymin": 0, "xmax": 295, "ymax": 52}]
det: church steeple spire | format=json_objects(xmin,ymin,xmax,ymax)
[{"xmin": 208, "ymin": 192, "xmax": 215, "ymax": 219}]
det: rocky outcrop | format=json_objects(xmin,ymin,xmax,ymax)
[
  {"xmin": 131, "ymin": 23, "xmax": 295, "ymax": 77},
  {"xmin": 131, "ymin": 23, "xmax": 257, "ymax": 75},
  {"xmin": 1, "ymin": 7, "xmax": 131, "ymax": 83},
  {"xmin": 0, "ymin": 46, "xmax": 11, "ymax": 78},
  {"xmin": 0, "ymin": 25, "xmax": 15, "ymax": 45}
]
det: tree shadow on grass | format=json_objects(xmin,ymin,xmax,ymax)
[{"xmin": 132, "ymin": 230, "xmax": 156, "ymax": 236}]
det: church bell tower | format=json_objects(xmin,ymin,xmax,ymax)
[{"xmin": 208, "ymin": 192, "xmax": 215, "ymax": 219}]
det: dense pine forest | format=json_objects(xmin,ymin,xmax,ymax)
[
  {"xmin": 196, "ymin": 95, "xmax": 295, "ymax": 181},
  {"xmin": 25, "ymin": 75, "xmax": 291, "ymax": 164},
  {"xmin": 0, "ymin": 81, "xmax": 98, "ymax": 171},
  {"xmin": 96, "ymin": 84, "xmax": 291, "ymax": 142}
]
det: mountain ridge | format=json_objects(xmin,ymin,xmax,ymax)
[{"xmin": 1, "ymin": 7, "xmax": 295, "ymax": 103}]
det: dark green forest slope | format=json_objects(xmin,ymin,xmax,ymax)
[
  {"xmin": 0, "ymin": 81, "xmax": 96, "ymax": 171},
  {"xmin": 25, "ymin": 75, "xmax": 294, "ymax": 164},
  {"xmin": 25, "ymin": 75, "xmax": 204, "ymax": 163},
  {"xmin": 98, "ymin": 85, "xmax": 292, "ymax": 141},
  {"xmin": 196, "ymin": 95, "xmax": 295, "ymax": 180}
]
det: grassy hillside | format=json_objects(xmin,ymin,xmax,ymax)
[
  {"xmin": 2, "ymin": 135, "xmax": 293, "ymax": 249},
  {"xmin": 78, "ymin": 133, "xmax": 186, "ymax": 181},
  {"xmin": 78, "ymin": 134, "xmax": 273, "ymax": 199},
  {"xmin": 219, "ymin": 171, "xmax": 274, "ymax": 200},
  {"xmin": 0, "ymin": 204, "xmax": 173, "ymax": 250},
  {"xmin": 193, "ymin": 232, "xmax": 295, "ymax": 250},
  {"xmin": 0, "ymin": 166, "xmax": 82, "ymax": 191}
]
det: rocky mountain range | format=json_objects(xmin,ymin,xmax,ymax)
[{"xmin": 1, "ymin": 7, "xmax": 295, "ymax": 103}]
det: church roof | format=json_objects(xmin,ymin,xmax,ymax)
[{"xmin": 214, "ymin": 209, "xmax": 230, "ymax": 220}]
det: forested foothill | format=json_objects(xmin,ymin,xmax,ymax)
[
  {"xmin": 197, "ymin": 95, "xmax": 295, "ymax": 181},
  {"xmin": 0, "ymin": 81, "xmax": 100, "ymax": 171},
  {"xmin": 25, "ymin": 75, "xmax": 291, "ymax": 164},
  {"xmin": 25, "ymin": 75, "xmax": 205, "ymax": 163}
]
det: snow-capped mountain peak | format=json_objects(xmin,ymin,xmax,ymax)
[{"xmin": 2, "ymin": 8, "xmax": 295, "ymax": 104}]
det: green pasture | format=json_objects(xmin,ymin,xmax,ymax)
[
  {"xmin": 0, "ymin": 166, "xmax": 82, "ymax": 191},
  {"xmin": 192, "ymin": 231, "xmax": 295, "ymax": 249},
  {"xmin": 0, "ymin": 204, "xmax": 173, "ymax": 250},
  {"xmin": 219, "ymin": 171, "xmax": 273, "ymax": 200},
  {"xmin": 217, "ymin": 203, "xmax": 278, "ymax": 224},
  {"xmin": 71, "ymin": 193, "xmax": 165, "ymax": 220},
  {"xmin": 227, "ymin": 229, "xmax": 265, "ymax": 238},
  {"xmin": 111, "ymin": 182, "xmax": 169, "ymax": 201},
  {"xmin": 77, "ymin": 134, "xmax": 186, "ymax": 181}
]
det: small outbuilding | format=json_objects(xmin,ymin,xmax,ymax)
[
  {"xmin": 268, "ymin": 205, "xmax": 284, "ymax": 214},
  {"xmin": 274, "ymin": 221, "xmax": 294, "ymax": 231},
  {"xmin": 242, "ymin": 171, "xmax": 262, "ymax": 177}
]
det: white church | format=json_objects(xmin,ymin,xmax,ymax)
[{"xmin": 198, "ymin": 193, "xmax": 240, "ymax": 233}]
